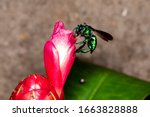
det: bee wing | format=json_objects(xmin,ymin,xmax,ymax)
[
  {"xmin": 88, "ymin": 26, "xmax": 113, "ymax": 41},
  {"xmin": 94, "ymin": 30, "xmax": 113, "ymax": 41}
]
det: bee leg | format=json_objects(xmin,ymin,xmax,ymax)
[
  {"xmin": 76, "ymin": 41, "xmax": 85, "ymax": 44},
  {"xmin": 77, "ymin": 49, "xmax": 91, "ymax": 53},
  {"xmin": 76, "ymin": 39, "xmax": 87, "ymax": 44},
  {"xmin": 76, "ymin": 42, "xmax": 86, "ymax": 53}
]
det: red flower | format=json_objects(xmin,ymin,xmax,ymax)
[
  {"xmin": 9, "ymin": 74, "xmax": 59, "ymax": 100},
  {"xmin": 10, "ymin": 21, "xmax": 76, "ymax": 100},
  {"xmin": 44, "ymin": 21, "xmax": 76, "ymax": 97}
]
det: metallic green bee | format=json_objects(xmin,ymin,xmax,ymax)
[{"xmin": 74, "ymin": 23, "xmax": 113, "ymax": 53}]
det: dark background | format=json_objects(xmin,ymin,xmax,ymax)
[{"xmin": 0, "ymin": 0, "xmax": 149, "ymax": 99}]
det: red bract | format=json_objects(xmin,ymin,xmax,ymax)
[
  {"xmin": 10, "ymin": 74, "xmax": 59, "ymax": 100},
  {"xmin": 44, "ymin": 21, "xmax": 76, "ymax": 97},
  {"xmin": 9, "ymin": 21, "xmax": 76, "ymax": 100}
]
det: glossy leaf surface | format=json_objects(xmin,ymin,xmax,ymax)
[{"xmin": 65, "ymin": 60, "xmax": 150, "ymax": 100}]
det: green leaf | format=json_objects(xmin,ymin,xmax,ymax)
[{"xmin": 64, "ymin": 60, "xmax": 150, "ymax": 100}]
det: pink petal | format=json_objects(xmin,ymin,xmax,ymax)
[
  {"xmin": 44, "ymin": 41, "xmax": 62, "ymax": 96},
  {"xmin": 51, "ymin": 21, "xmax": 76, "ymax": 84},
  {"xmin": 44, "ymin": 21, "xmax": 76, "ymax": 97}
]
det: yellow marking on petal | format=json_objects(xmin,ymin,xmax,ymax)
[
  {"xmin": 16, "ymin": 85, "xmax": 23, "ymax": 95},
  {"xmin": 31, "ymin": 91, "xmax": 36, "ymax": 100},
  {"xmin": 49, "ymin": 92, "xmax": 56, "ymax": 100},
  {"xmin": 33, "ymin": 74, "xmax": 37, "ymax": 79}
]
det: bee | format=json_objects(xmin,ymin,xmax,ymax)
[{"xmin": 74, "ymin": 23, "xmax": 113, "ymax": 53}]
